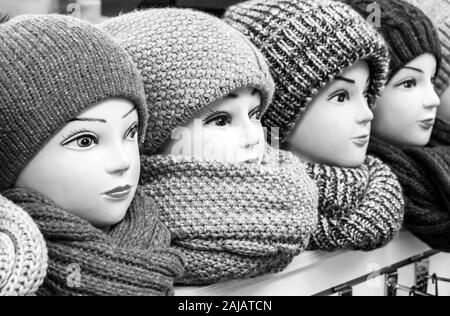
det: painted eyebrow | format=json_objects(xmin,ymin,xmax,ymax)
[
  {"xmin": 68, "ymin": 106, "xmax": 137, "ymax": 123},
  {"xmin": 335, "ymin": 76, "xmax": 355, "ymax": 84},
  {"xmin": 402, "ymin": 66, "xmax": 424, "ymax": 74},
  {"xmin": 68, "ymin": 117, "xmax": 107, "ymax": 123}
]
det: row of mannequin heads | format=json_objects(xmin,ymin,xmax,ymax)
[{"xmin": 14, "ymin": 52, "xmax": 446, "ymax": 229}]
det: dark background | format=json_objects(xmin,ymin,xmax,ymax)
[{"xmin": 102, "ymin": 0, "xmax": 245, "ymax": 17}]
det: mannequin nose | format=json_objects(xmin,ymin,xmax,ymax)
[
  {"xmin": 355, "ymin": 98, "xmax": 374, "ymax": 125},
  {"xmin": 105, "ymin": 145, "xmax": 131, "ymax": 174},
  {"xmin": 423, "ymin": 84, "xmax": 441, "ymax": 109}
]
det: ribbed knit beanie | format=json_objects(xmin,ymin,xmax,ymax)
[
  {"xmin": 224, "ymin": 0, "xmax": 390, "ymax": 143},
  {"xmin": 340, "ymin": 0, "xmax": 442, "ymax": 80},
  {"xmin": 100, "ymin": 8, "xmax": 275, "ymax": 155},
  {"xmin": 0, "ymin": 15, "xmax": 147, "ymax": 192},
  {"xmin": 405, "ymin": 0, "xmax": 450, "ymax": 95}
]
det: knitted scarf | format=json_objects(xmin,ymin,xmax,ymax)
[
  {"xmin": 1, "ymin": 188, "xmax": 185, "ymax": 296},
  {"xmin": 306, "ymin": 155, "xmax": 405, "ymax": 251},
  {"xmin": 429, "ymin": 119, "xmax": 450, "ymax": 147},
  {"xmin": 140, "ymin": 148, "xmax": 319, "ymax": 285},
  {"xmin": 368, "ymin": 137, "xmax": 450, "ymax": 251},
  {"xmin": 0, "ymin": 194, "xmax": 47, "ymax": 296}
]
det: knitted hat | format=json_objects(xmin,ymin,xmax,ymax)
[
  {"xmin": 405, "ymin": 0, "xmax": 450, "ymax": 95},
  {"xmin": 224, "ymin": 0, "xmax": 390, "ymax": 143},
  {"xmin": 0, "ymin": 15, "xmax": 147, "ymax": 192},
  {"xmin": 340, "ymin": 0, "xmax": 442, "ymax": 80},
  {"xmin": 100, "ymin": 8, "xmax": 275, "ymax": 155},
  {"xmin": 0, "ymin": 194, "xmax": 47, "ymax": 296}
]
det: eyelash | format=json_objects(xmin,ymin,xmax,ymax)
[
  {"xmin": 396, "ymin": 78, "xmax": 417, "ymax": 89},
  {"xmin": 249, "ymin": 106, "xmax": 262, "ymax": 120},
  {"xmin": 60, "ymin": 123, "xmax": 138, "ymax": 148},
  {"xmin": 203, "ymin": 107, "xmax": 262, "ymax": 127},
  {"xmin": 329, "ymin": 90, "xmax": 349, "ymax": 103}
]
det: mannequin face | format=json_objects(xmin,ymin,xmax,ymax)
[
  {"xmin": 372, "ymin": 53, "xmax": 440, "ymax": 147},
  {"xmin": 438, "ymin": 86, "xmax": 450, "ymax": 124},
  {"xmin": 161, "ymin": 87, "xmax": 266, "ymax": 164},
  {"xmin": 284, "ymin": 60, "xmax": 372, "ymax": 168},
  {"xmin": 16, "ymin": 98, "xmax": 140, "ymax": 229}
]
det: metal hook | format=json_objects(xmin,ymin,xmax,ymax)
[{"xmin": 386, "ymin": 271, "xmax": 434, "ymax": 296}]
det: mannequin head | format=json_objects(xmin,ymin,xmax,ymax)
[
  {"xmin": 284, "ymin": 61, "xmax": 372, "ymax": 167},
  {"xmin": 0, "ymin": 15, "xmax": 147, "ymax": 229},
  {"xmin": 16, "ymin": 99, "xmax": 141, "ymax": 228},
  {"xmin": 372, "ymin": 53, "xmax": 440, "ymax": 147},
  {"xmin": 161, "ymin": 87, "xmax": 266, "ymax": 164}
]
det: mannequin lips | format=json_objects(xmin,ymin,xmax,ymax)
[
  {"xmin": 351, "ymin": 135, "xmax": 370, "ymax": 147},
  {"xmin": 102, "ymin": 185, "xmax": 132, "ymax": 200},
  {"xmin": 417, "ymin": 118, "xmax": 435, "ymax": 130}
]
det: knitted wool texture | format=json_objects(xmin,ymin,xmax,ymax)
[
  {"xmin": 306, "ymin": 156, "xmax": 404, "ymax": 251},
  {"xmin": 368, "ymin": 137, "xmax": 450, "ymax": 251},
  {"xmin": 429, "ymin": 119, "xmax": 450, "ymax": 147},
  {"xmin": 224, "ymin": 0, "xmax": 390, "ymax": 142},
  {"xmin": 100, "ymin": 8, "xmax": 275, "ymax": 155},
  {"xmin": 2, "ymin": 189, "xmax": 185, "ymax": 296},
  {"xmin": 140, "ymin": 147, "xmax": 319, "ymax": 285},
  {"xmin": 0, "ymin": 15, "xmax": 147, "ymax": 191},
  {"xmin": 404, "ymin": 0, "xmax": 450, "ymax": 95},
  {"xmin": 0, "ymin": 194, "xmax": 47, "ymax": 296},
  {"xmin": 340, "ymin": 0, "xmax": 442, "ymax": 80}
]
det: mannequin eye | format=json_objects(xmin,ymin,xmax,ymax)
[
  {"xmin": 249, "ymin": 106, "xmax": 261, "ymax": 120},
  {"xmin": 396, "ymin": 78, "xmax": 417, "ymax": 89},
  {"xmin": 125, "ymin": 123, "xmax": 139, "ymax": 141},
  {"xmin": 203, "ymin": 111, "xmax": 232, "ymax": 127},
  {"xmin": 329, "ymin": 90, "xmax": 349, "ymax": 103},
  {"xmin": 61, "ymin": 132, "xmax": 98, "ymax": 150}
]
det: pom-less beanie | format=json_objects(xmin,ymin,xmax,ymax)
[
  {"xmin": 341, "ymin": 0, "xmax": 442, "ymax": 80},
  {"xmin": 0, "ymin": 15, "xmax": 147, "ymax": 192},
  {"xmin": 100, "ymin": 8, "xmax": 275, "ymax": 155},
  {"xmin": 405, "ymin": 0, "xmax": 450, "ymax": 95},
  {"xmin": 224, "ymin": 0, "xmax": 390, "ymax": 142}
]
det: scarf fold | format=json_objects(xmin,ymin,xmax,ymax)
[
  {"xmin": 368, "ymin": 137, "xmax": 450, "ymax": 251},
  {"xmin": 0, "ymin": 194, "xmax": 47, "ymax": 296},
  {"xmin": 2, "ymin": 188, "xmax": 185, "ymax": 296},
  {"xmin": 306, "ymin": 155, "xmax": 404, "ymax": 251},
  {"xmin": 429, "ymin": 119, "xmax": 450, "ymax": 147},
  {"xmin": 140, "ymin": 147, "xmax": 319, "ymax": 285}
]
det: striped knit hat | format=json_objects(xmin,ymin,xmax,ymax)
[
  {"xmin": 341, "ymin": 0, "xmax": 442, "ymax": 81},
  {"xmin": 0, "ymin": 15, "xmax": 147, "ymax": 192},
  {"xmin": 405, "ymin": 0, "xmax": 450, "ymax": 95},
  {"xmin": 224, "ymin": 0, "xmax": 390, "ymax": 143},
  {"xmin": 100, "ymin": 8, "xmax": 275, "ymax": 155}
]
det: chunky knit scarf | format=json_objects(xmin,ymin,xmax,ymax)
[
  {"xmin": 306, "ymin": 155, "xmax": 405, "ymax": 251},
  {"xmin": 1, "ymin": 188, "xmax": 185, "ymax": 296},
  {"xmin": 429, "ymin": 119, "xmax": 450, "ymax": 147},
  {"xmin": 368, "ymin": 137, "xmax": 450, "ymax": 251},
  {"xmin": 0, "ymin": 194, "xmax": 47, "ymax": 296},
  {"xmin": 140, "ymin": 148, "xmax": 319, "ymax": 285}
]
